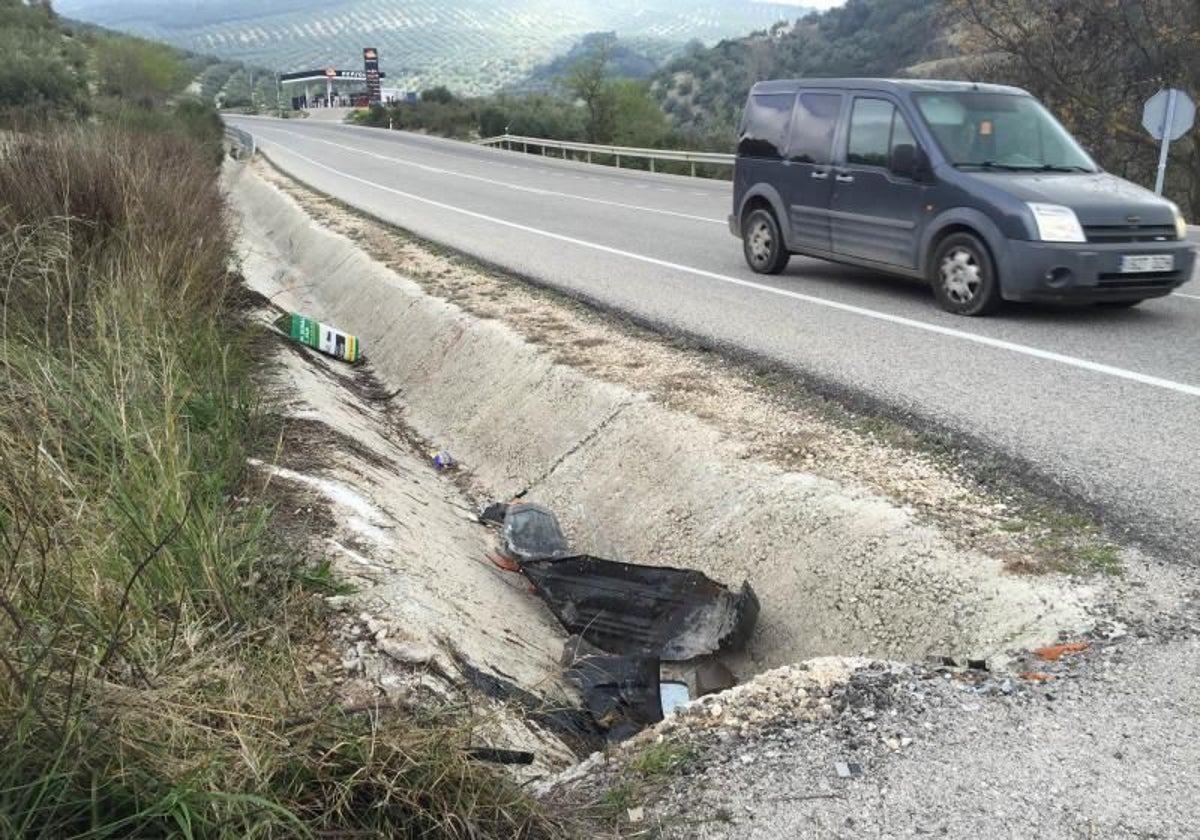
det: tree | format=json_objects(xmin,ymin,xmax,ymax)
[
  {"xmin": 609, "ymin": 80, "xmax": 669, "ymax": 147},
  {"xmin": 564, "ymin": 34, "xmax": 617, "ymax": 143},
  {"xmin": 95, "ymin": 36, "xmax": 189, "ymax": 108},
  {"xmin": 421, "ymin": 85, "xmax": 456, "ymax": 104},
  {"xmin": 948, "ymin": 0, "xmax": 1200, "ymax": 217},
  {"xmin": 0, "ymin": 0, "xmax": 87, "ymax": 116}
]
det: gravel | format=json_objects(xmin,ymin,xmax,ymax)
[{"xmin": 546, "ymin": 600, "xmax": 1200, "ymax": 838}]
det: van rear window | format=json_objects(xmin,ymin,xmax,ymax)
[{"xmin": 738, "ymin": 94, "xmax": 794, "ymax": 159}]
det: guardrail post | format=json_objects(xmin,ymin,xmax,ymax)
[
  {"xmin": 691, "ymin": 162, "xmax": 697, "ymax": 178},
  {"xmin": 616, "ymin": 154, "xmax": 621, "ymax": 168},
  {"xmin": 650, "ymin": 158, "xmax": 656, "ymax": 173},
  {"xmin": 587, "ymin": 150, "xmax": 592, "ymax": 164}
]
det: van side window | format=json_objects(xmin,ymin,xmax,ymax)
[
  {"xmin": 787, "ymin": 93, "xmax": 841, "ymax": 164},
  {"xmin": 847, "ymin": 98, "xmax": 894, "ymax": 166},
  {"xmin": 847, "ymin": 98, "xmax": 919, "ymax": 169},
  {"xmin": 738, "ymin": 94, "xmax": 795, "ymax": 159}
]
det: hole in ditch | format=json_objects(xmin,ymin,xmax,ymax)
[
  {"xmin": 487, "ymin": 495, "xmax": 1091, "ymax": 746},
  {"xmin": 524, "ymin": 486, "xmax": 1092, "ymax": 679}
]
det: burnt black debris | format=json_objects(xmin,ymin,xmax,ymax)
[
  {"xmin": 563, "ymin": 636, "xmax": 664, "ymax": 742},
  {"xmin": 522, "ymin": 555, "xmax": 759, "ymax": 661}
]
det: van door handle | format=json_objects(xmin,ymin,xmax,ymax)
[
  {"xmin": 811, "ymin": 170, "xmax": 828, "ymax": 180},
  {"xmin": 835, "ymin": 173, "xmax": 855, "ymax": 183}
]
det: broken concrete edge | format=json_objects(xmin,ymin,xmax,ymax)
[{"xmin": 534, "ymin": 636, "xmax": 1107, "ymax": 797}]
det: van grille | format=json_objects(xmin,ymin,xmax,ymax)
[
  {"xmin": 1084, "ymin": 224, "xmax": 1177, "ymax": 244},
  {"xmin": 1096, "ymin": 271, "xmax": 1181, "ymax": 293}
]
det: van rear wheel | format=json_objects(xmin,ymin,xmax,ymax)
[
  {"xmin": 931, "ymin": 232, "xmax": 1001, "ymax": 316},
  {"xmin": 742, "ymin": 208, "xmax": 790, "ymax": 275}
]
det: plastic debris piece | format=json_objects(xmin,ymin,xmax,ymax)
[
  {"xmin": 562, "ymin": 636, "xmax": 662, "ymax": 742},
  {"xmin": 464, "ymin": 747, "xmax": 534, "ymax": 765},
  {"xmin": 1019, "ymin": 671, "xmax": 1056, "ymax": 682},
  {"xmin": 500, "ymin": 503, "xmax": 571, "ymax": 563},
  {"xmin": 967, "ymin": 659, "xmax": 989, "ymax": 671},
  {"xmin": 660, "ymin": 681, "xmax": 690, "ymax": 715},
  {"xmin": 523, "ymin": 555, "xmax": 760, "ymax": 661},
  {"xmin": 834, "ymin": 761, "xmax": 864, "ymax": 778},
  {"xmin": 627, "ymin": 806, "xmax": 645, "ymax": 823},
  {"xmin": 274, "ymin": 312, "xmax": 361, "ymax": 362},
  {"xmin": 478, "ymin": 501, "xmax": 509, "ymax": 525},
  {"xmin": 484, "ymin": 550, "xmax": 521, "ymax": 573},
  {"xmin": 432, "ymin": 451, "xmax": 455, "ymax": 471},
  {"xmin": 1033, "ymin": 641, "xmax": 1090, "ymax": 662}
]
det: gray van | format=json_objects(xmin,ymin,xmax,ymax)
[{"xmin": 730, "ymin": 79, "xmax": 1195, "ymax": 315}]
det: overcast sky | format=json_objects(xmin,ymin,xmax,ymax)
[{"xmin": 768, "ymin": 0, "xmax": 847, "ymax": 8}]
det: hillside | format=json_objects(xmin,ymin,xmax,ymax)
[
  {"xmin": 54, "ymin": 0, "xmax": 813, "ymax": 96},
  {"xmin": 512, "ymin": 32, "xmax": 679, "ymax": 93},
  {"xmin": 653, "ymin": 0, "xmax": 946, "ymax": 131}
]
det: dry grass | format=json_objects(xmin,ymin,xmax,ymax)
[{"xmin": 0, "ymin": 123, "xmax": 558, "ymax": 837}]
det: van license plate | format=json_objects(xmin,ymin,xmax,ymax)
[{"xmin": 1120, "ymin": 254, "xmax": 1174, "ymax": 273}]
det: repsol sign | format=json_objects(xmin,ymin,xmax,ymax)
[{"xmin": 280, "ymin": 68, "xmax": 387, "ymax": 83}]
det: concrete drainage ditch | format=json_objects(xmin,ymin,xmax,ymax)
[{"xmin": 227, "ymin": 159, "xmax": 1097, "ymax": 752}]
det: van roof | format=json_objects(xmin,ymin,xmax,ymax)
[{"xmin": 749, "ymin": 78, "xmax": 1028, "ymax": 97}]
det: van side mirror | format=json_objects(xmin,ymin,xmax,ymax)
[{"xmin": 890, "ymin": 143, "xmax": 927, "ymax": 180}]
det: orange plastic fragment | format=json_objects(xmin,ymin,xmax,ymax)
[
  {"xmin": 1018, "ymin": 671, "xmax": 1056, "ymax": 682},
  {"xmin": 1033, "ymin": 641, "xmax": 1090, "ymax": 662},
  {"xmin": 485, "ymin": 551, "xmax": 521, "ymax": 573}
]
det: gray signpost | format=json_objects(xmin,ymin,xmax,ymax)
[{"xmin": 1142, "ymin": 88, "xmax": 1196, "ymax": 195}]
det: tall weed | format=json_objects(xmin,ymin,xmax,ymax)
[{"xmin": 0, "ymin": 123, "xmax": 554, "ymax": 838}]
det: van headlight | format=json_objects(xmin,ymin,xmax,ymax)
[
  {"xmin": 1172, "ymin": 204, "xmax": 1188, "ymax": 240},
  {"xmin": 1028, "ymin": 203, "xmax": 1086, "ymax": 243}
]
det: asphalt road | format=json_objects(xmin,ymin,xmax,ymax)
[{"xmin": 227, "ymin": 116, "xmax": 1200, "ymax": 558}]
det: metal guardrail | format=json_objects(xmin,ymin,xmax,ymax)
[
  {"xmin": 476, "ymin": 134, "xmax": 733, "ymax": 176},
  {"xmin": 224, "ymin": 125, "xmax": 256, "ymax": 159}
]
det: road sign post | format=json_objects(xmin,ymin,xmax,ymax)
[{"xmin": 1142, "ymin": 88, "xmax": 1196, "ymax": 195}]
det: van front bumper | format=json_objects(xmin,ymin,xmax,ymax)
[{"xmin": 1000, "ymin": 239, "xmax": 1197, "ymax": 303}]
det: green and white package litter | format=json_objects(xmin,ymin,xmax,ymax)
[{"xmin": 275, "ymin": 312, "xmax": 361, "ymax": 363}]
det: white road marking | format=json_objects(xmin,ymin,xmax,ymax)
[
  {"xmin": 259, "ymin": 127, "xmax": 726, "ymax": 226},
  {"xmin": 257, "ymin": 142, "xmax": 1200, "ymax": 399},
  {"xmin": 1176, "ymin": 292, "xmax": 1200, "ymax": 301}
]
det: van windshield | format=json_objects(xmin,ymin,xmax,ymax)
[{"xmin": 913, "ymin": 92, "xmax": 1096, "ymax": 172}]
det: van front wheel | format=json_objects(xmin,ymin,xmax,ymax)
[
  {"xmin": 742, "ymin": 209, "xmax": 790, "ymax": 275},
  {"xmin": 931, "ymin": 233, "xmax": 1001, "ymax": 316}
]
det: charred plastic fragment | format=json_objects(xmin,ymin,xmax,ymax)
[
  {"xmin": 523, "ymin": 555, "xmax": 759, "ymax": 661},
  {"xmin": 562, "ymin": 636, "xmax": 663, "ymax": 742},
  {"xmin": 499, "ymin": 503, "xmax": 571, "ymax": 563}
]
